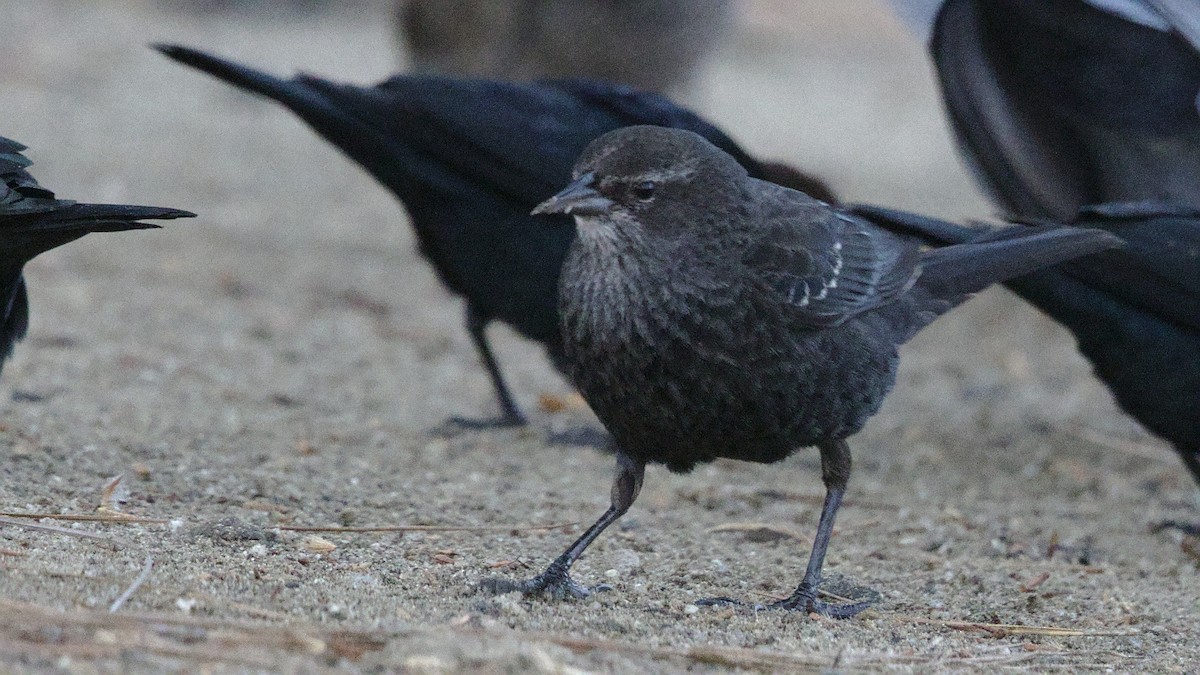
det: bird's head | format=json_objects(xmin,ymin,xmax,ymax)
[{"xmin": 532, "ymin": 126, "xmax": 751, "ymax": 252}]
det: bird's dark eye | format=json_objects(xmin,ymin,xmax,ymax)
[{"xmin": 632, "ymin": 181, "xmax": 657, "ymax": 201}]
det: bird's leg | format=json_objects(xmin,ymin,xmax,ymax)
[
  {"xmin": 481, "ymin": 452, "xmax": 645, "ymax": 599},
  {"xmin": 770, "ymin": 439, "xmax": 875, "ymax": 618},
  {"xmin": 446, "ymin": 305, "xmax": 528, "ymax": 429}
]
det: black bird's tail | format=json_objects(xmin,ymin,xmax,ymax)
[
  {"xmin": 859, "ymin": 205, "xmax": 1122, "ymax": 341},
  {"xmin": 851, "ymin": 204, "xmax": 1121, "ymax": 298},
  {"xmin": 918, "ymin": 225, "xmax": 1121, "ymax": 297},
  {"xmin": 152, "ymin": 43, "xmax": 472, "ymax": 204},
  {"xmin": 11, "ymin": 203, "xmax": 194, "ymax": 233},
  {"xmin": 853, "ymin": 201, "xmax": 1199, "ymax": 330},
  {"xmin": 4, "ymin": 203, "xmax": 194, "ymax": 264},
  {"xmin": 153, "ymin": 44, "xmax": 324, "ymax": 112}
]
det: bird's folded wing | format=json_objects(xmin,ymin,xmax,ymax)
[
  {"xmin": 1, "ymin": 158, "xmax": 74, "ymax": 216},
  {"xmin": 744, "ymin": 182, "xmax": 921, "ymax": 326}
]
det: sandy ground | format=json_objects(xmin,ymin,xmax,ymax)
[{"xmin": 1, "ymin": 1, "xmax": 1198, "ymax": 672}]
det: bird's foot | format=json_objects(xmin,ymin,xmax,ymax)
[
  {"xmin": 478, "ymin": 566, "xmax": 595, "ymax": 600},
  {"xmin": 768, "ymin": 577, "xmax": 879, "ymax": 618},
  {"xmin": 696, "ymin": 577, "xmax": 878, "ymax": 618},
  {"xmin": 435, "ymin": 412, "xmax": 528, "ymax": 435}
]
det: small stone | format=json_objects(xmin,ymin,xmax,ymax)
[
  {"xmin": 404, "ymin": 656, "xmax": 450, "ymax": 674},
  {"xmin": 683, "ymin": 604, "xmax": 700, "ymax": 615},
  {"xmin": 301, "ymin": 534, "xmax": 337, "ymax": 553}
]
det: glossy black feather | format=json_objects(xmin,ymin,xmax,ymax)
[
  {"xmin": 0, "ymin": 136, "xmax": 194, "ymax": 376},
  {"xmin": 851, "ymin": 201, "xmax": 1200, "ymax": 482}
]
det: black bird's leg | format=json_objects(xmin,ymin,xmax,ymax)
[
  {"xmin": 770, "ymin": 439, "xmax": 875, "ymax": 618},
  {"xmin": 481, "ymin": 452, "xmax": 645, "ymax": 599},
  {"xmin": 448, "ymin": 305, "xmax": 528, "ymax": 429}
]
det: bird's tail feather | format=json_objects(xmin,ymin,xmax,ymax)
[
  {"xmin": 153, "ymin": 43, "xmax": 468, "ymax": 202},
  {"xmin": 851, "ymin": 203, "xmax": 1122, "ymax": 297},
  {"xmin": 153, "ymin": 44, "xmax": 310, "ymax": 108},
  {"xmin": 919, "ymin": 225, "xmax": 1122, "ymax": 299},
  {"xmin": 10, "ymin": 203, "xmax": 194, "ymax": 234}
]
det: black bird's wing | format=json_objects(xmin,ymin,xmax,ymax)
[
  {"xmin": 852, "ymin": 200, "xmax": 1200, "ymax": 474},
  {"xmin": 743, "ymin": 181, "xmax": 922, "ymax": 326},
  {"xmin": 546, "ymin": 79, "xmax": 766, "ymax": 175},
  {"xmin": 930, "ymin": 0, "xmax": 1084, "ymax": 219},
  {"xmin": 853, "ymin": 200, "xmax": 1200, "ymax": 331},
  {"xmin": 1063, "ymin": 201, "xmax": 1200, "ymax": 330},
  {"xmin": 152, "ymin": 44, "xmax": 796, "ymax": 351}
]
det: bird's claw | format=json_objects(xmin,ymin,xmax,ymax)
[
  {"xmin": 697, "ymin": 578, "xmax": 878, "ymax": 618},
  {"xmin": 479, "ymin": 567, "xmax": 592, "ymax": 600},
  {"xmin": 767, "ymin": 593, "xmax": 872, "ymax": 618},
  {"xmin": 769, "ymin": 578, "xmax": 879, "ymax": 618}
]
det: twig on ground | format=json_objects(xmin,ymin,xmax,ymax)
[
  {"xmin": 1019, "ymin": 572, "xmax": 1051, "ymax": 592},
  {"xmin": 109, "ymin": 555, "xmax": 155, "ymax": 613},
  {"xmin": 0, "ymin": 511, "xmax": 169, "ymax": 524},
  {"xmin": 891, "ymin": 614, "xmax": 1138, "ymax": 637},
  {"xmin": 276, "ymin": 521, "xmax": 576, "ymax": 534},
  {"xmin": 0, "ymin": 516, "xmax": 124, "ymax": 545}
]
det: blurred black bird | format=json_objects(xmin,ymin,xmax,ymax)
[
  {"xmin": 394, "ymin": 0, "xmax": 735, "ymax": 93},
  {"xmin": 887, "ymin": 0, "xmax": 1200, "ymax": 486},
  {"xmin": 853, "ymin": 200, "xmax": 1200, "ymax": 483},
  {"xmin": 483, "ymin": 126, "xmax": 1121, "ymax": 616},
  {"xmin": 0, "ymin": 136, "xmax": 194, "ymax": 377},
  {"xmin": 154, "ymin": 43, "xmax": 834, "ymax": 429},
  {"xmin": 895, "ymin": 0, "xmax": 1200, "ymax": 219}
]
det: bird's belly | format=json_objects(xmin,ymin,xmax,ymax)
[{"xmin": 570, "ymin": 322, "xmax": 898, "ymax": 472}]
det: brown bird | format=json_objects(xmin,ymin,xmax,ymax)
[{"xmin": 482, "ymin": 126, "xmax": 1122, "ymax": 616}]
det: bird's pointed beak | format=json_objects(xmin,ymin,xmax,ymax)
[{"xmin": 532, "ymin": 173, "xmax": 614, "ymax": 217}]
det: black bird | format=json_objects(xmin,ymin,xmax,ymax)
[
  {"xmin": 483, "ymin": 126, "xmax": 1121, "ymax": 616},
  {"xmin": 0, "ymin": 136, "xmax": 194, "ymax": 376},
  {"xmin": 394, "ymin": 0, "xmax": 735, "ymax": 93},
  {"xmin": 153, "ymin": 43, "xmax": 834, "ymax": 429},
  {"xmin": 888, "ymin": 0, "xmax": 1200, "ymax": 486},
  {"xmin": 853, "ymin": 200, "xmax": 1200, "ymax": 483},
  {"xmin": 897, "ymin": 0, "xmax": 1200, "ymax": 220}
]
